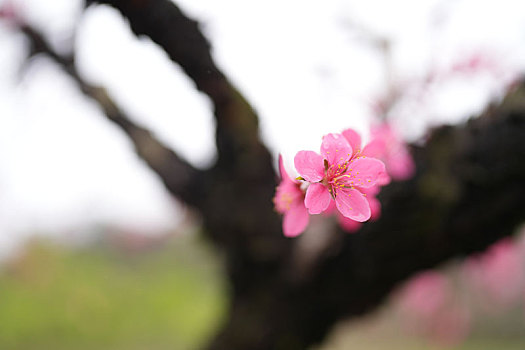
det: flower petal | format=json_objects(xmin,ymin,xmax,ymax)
[
  {"xmin": 377, "ymin": 171, "xmax": 391, "ymax": 186},
  {"xmin": 335, "ymin": 188, "xmax": 371, "ymax": 222},
  {"xmin": 278, "ymin": 154, "xmax": 290, "ymax": 181},
  {"xmin": 362, "ymin": 139, "xmax": 385, "ymax": 158},
  {"xmin": 342, "ymin": 128, "xmax": 362, "ymax": 157},
  {"xmin": 283, "ymin": 201, "xmax": 309, "ymax": 237},
  {"xmin": 294, "ymin": 151, "xmax": 325, "ymax": 182},
  {"xmin": 304, "ymin": 183, "xmax": 331, "ymax": 214},
  {"xmin": 320, "ymin": 133, "xmax": 353, "ymax": 166},
  {"xmin": 273, "ymin": 180, "xmax": 302, "ymax": 213},
  {"xmin": 346, "ymin": 157, "xmax": 386, "ymax": 188},
  {"xmin": 359, "ymin": 186, "xmax": 382, "ymax": 220},
  {"xmin": 362, "ymin": 185, "xmax": 380, "ymax": 196},
  {"xmin": 387, "ymin": 149, "xmax": 416, "ymax": 180}
]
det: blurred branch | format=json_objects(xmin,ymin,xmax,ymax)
[
  {"xmin": 84, "ymin": 0, "xmax": 292, "ymax": 284},
  {"xmin": 19, "ymin": 24, "xmax": 205, "ymax": 207},
  {"xmin": 88, "ymin": 0, "xmax": 268, "ymax": 171}
]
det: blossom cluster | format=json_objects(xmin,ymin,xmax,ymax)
[
  {"xmin": 397, "ymin": 270, "xmax": 471, "ymax": 346},
  {"xmin": 396, "ymin": 231, "xmax": 525, "ymax": 346},
  {"xmin": 273, "ymin": 124, "xmax": 415, "ymax": 237}
]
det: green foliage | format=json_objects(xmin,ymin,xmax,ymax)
[{"xmin": 0, "ymin": 233, "xmax": 227, "ymax": 350}]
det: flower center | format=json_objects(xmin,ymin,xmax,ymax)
[{"xmin": 325, "ymin": 160, "xmax": 352, "ymax": 197}]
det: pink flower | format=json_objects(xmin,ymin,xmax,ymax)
[
  {"xmin": 398, "ymin": 271, "xmax": 451, "ymax": 320},
  {"xmin": 363, "ymin": 123, "xmax": 415, "ymax": 181},
  {"xmin": 273, "ymin": 155, "xmax": 309, "ymax": 237},
  {"xmin": 397, "ymin": 271, "xmax": 471, "ymax": 346},
  {"xmin": 319, "ymin": 128, "xmax": 385, "ymax": 233},
  {"xmin": 294, "ymin": 133, "xmax": 386, "ymax": 222}
]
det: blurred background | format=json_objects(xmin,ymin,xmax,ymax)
[{"xmin": 0, "ymin": 0, "xmax": 525, "ymax": 349}]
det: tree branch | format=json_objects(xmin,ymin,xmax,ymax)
[
  {"xmin": 85, "ymin": 0, "xmax": 291, "ymax": 280},
  {"xmin": 19, "ymin": 24, "xmax": 205, "ymax": 207},
  {"xmin": 88, "ymin": 0, "xmax": 267, "ymax": 171}
]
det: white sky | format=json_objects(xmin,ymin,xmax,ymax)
[{"xmin": 0, "ymin": 0, "xmax": 525, "ymax": 257}]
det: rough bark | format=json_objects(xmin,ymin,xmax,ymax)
[{"xmin": 18, "ymin": 1, "xmax": 525, "ymax": 349}]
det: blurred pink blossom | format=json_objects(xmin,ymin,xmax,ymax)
[
  {"xmin": 463, "ymin": 238, "xmax": 525, "ymax": 310},
  {"xmin": 0, "ymin": 1, "xmax": 21, "ymax": 25},
  {"xmin": 426, "ymin": 303, "xmax": 471, "ymax": 347},
  {"xmin": 398, "ymin": 271, "xmax": 451, "ymax": 319},
  {"xmin": 449, "ymin": 52, "xmax": 500, "ymax": 76},
  {"xmin": 362, "ymin": 123, "xmax": 415, "ymax": 181},
  {"xmin": 273, "ymin": 155, "xmax": 309, "ymax": 237},
  {"xmin": 397, "ymin": 270, "xmax": 471, "ymax": 346}
]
